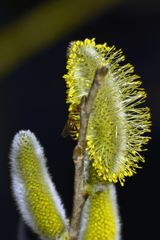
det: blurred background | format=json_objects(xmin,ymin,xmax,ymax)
[{"xmin": 0, "ymin": 0, "xmax": 159, "ymax": 239}]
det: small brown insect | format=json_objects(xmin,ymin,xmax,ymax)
[{"xmin": 62, "ymin": 105, "xmax": 80, "ymax": 139}]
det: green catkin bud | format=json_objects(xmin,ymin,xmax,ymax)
[
  {"xmin": 10, "ymin": 130, "xmax": 69, "ymax": 240},
  {"xmin": 79, "ymin": 184, "xmax": 120, "ymax": 240}
]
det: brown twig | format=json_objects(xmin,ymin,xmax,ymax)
[{"xmin": 70, "ymin": 66, "xmax": 108, "ymax": 240}]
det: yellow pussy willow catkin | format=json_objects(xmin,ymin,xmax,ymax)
[
  {"xmin": 78, "ymin": 184, "xmax": 120, "ymax": 240},
  {"xmin": 63, "ymin": 38, "xmax": 151, "ymax": 186},
  {"xmin": 10, "ymin": 130, "xmax": 69, "ymax": 240}
]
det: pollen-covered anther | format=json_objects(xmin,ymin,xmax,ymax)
[{"xmin": 63, "ymin": 38, "xmax": 151, "ymax": 185}]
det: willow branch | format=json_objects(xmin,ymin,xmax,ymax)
[{"xmin": 70, "ymin": 66, "xmax": 108, "ymax": 240}]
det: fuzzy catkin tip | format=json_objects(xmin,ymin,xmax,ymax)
[
  {"xmin": 10, "ymin": 130, "xmax": 69, "ymax": 240},
  {"xmin": 78, "ymin": 183, "xmax": 121, "ymax": 240},
  {"xmin": 63, "ymin": 38, "xmax": 151, "ymax": 186}
]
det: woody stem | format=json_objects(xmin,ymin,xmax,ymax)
[{"xmin": 70, "ymin": 66, "xmax": 108, "ymax": 240}]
